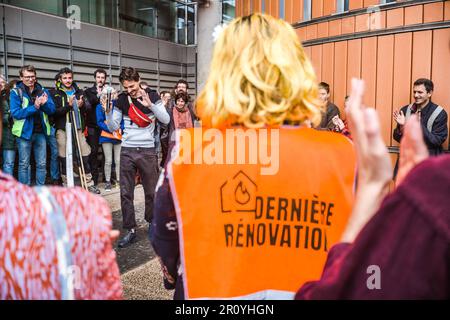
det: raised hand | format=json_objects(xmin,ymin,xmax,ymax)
[
  {"xmin": 137, "ymin": 89, "xmax": 152, "ymax": 108},
  {"xmin": 332, "ymin": 115, "xmax": 345, "ymax": 131},
  {"xmin": 68, "ymin": 95, "xmax": 75, "ymax": 108},
  {"xmin": 396, "ymin": 114, "xmax": 428, "ymax": 186},
  {"xmin": 346, "ymin": 79, "xmax": 392, "ymax": 187},
  {"xmin": 393, "ymin": 110, "xmax": 406, "ymax": 126},
  {"xmin": 34, "ymin": 94, "xmax": 45, "ymax": 109},
  {"xmin": 40, "ymin": 92, "xmax": 48, "ymax": 105},
  {"xmin": 341, "ymin": 78, "xmax": 392, "ymax": 243},
  {"xmin": 100, "ymin": 96, "xmax": 108, "ymax": 112}
]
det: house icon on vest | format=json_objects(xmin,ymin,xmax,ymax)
[{"xmin": 220, "ymin": 170, "xmax": 257, "ymax": 214}]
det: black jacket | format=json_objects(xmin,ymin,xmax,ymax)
[
  {"xmin": 393, "ymin": 101, "xmax": 448, "ymax": 156},
  {"xmin": 50, "ymin": 81, "xmax": 85, "ymax": 130},
  {"xmin": 318, "ymin": 102, "xmax": 340, "ymax": 130},
  {"xmin": 84, "ymin": 85, "xmax": 101, "ymax": 129}
]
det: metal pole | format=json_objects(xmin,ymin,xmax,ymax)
[
  {"xmin": 2, "ymin": 6, "xmax": 8, "ymax": 80},
  {"xmin": 184, "ymin": 3, "xmax": 188, "ymax": 45},
  {"xmin": 194, "ymin": 2, "xmax": 197, "ymax": 45},
  {"xmin": 71, "ymin": 109, "xmax": 88, "ymax": 190}
]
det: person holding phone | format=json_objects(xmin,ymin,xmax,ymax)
[{"xmin": 97, "ymin": 86, "xmax": 122, "ymax": 191}]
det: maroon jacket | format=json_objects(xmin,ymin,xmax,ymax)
[{"xmin": 296, "ymin": 155, "xmax": 450, "ymax": 300}]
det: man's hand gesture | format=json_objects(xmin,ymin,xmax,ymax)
[
  {"xmin": 34, "ymin": 92, "xmax": 48, "ymax": 109},
  {"xmin": 137, "ymin": 89, "xmax": 152, "ymax": 108},
  {"xmin": 393, "ymin": 110, "xmax": 406, "ymax": 126}
]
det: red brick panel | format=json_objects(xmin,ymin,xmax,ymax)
[
  {"xmin": 405, "ymin": 5, "xmax": 423, "ymax": 26},
  {"xmin": 312, "ymin": 0, "xmax": 324, "ymax": 19},
  {"xmin": 341, "ymin": 16, "xmax": 356, "ymax": 35},
  {"xmin": 445, "ymin": 0, "xmax": 450, "ymax": 21},
  {"xmin": 349, "ymin": 0, "xmax": 364, "ymax": 11},
  {"xmin": 355, "ymin": 13, "xmax": 370, "ymax": 32},
  {"xmin": 334, "ymin": 41, "xmax": 348, "ymax": 117},
  {"xmin": 323, "ymin": 0, "xmax": 337, "ymax": 16},
  {"xmin": 424, "ymin": 1, "xmax": 444, "ymax": 23},
  {"xmin": 322, "ymin": 42, "xmax": 335, "ymax": 100},
  {"xmin": 329, "ymin": 19, "xmax": 342, "ymax": 37},
  {"xmin": 361, "ymin": 37, "xmax": 377, "ymax": 108},
  {"xmin": 411, "ymin": 31, "xmax": 433, "ymax": 83},
  {"xmin": 386, "ymin": 8, "xmax": 404, "ymax": 29},
  {"xmin": 392, "ymin": 32, "xmax": 413, "ymax": 147},
  {"xmin": 311, "ymin": 45, "xmax": 323, "ymax": 80},
  {"xmin": 317, "ymin": 22, "xmax": 329, "ymax": 39},
  {"xmin": 347, "ymin": 39, "xmax": 362, "ymax": 92},
  {"xmin": 376, "ymin": 35, "xmax": 395, "ymax": 146},
  {"xmin": 431, "ymin": 28, "xmax": 450, "ymax": 149}
]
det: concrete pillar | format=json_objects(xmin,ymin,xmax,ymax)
[{"xmin": 197, "ymin": 1, "xmax": 222, "ymax": 94}]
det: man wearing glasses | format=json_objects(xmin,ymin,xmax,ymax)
[{"xmin": 9, "ymin": 65, "xmax": 55, "ymax": 185}]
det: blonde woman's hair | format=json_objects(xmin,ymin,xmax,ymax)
[{"xmin": 196, "ymin": 13, "xmax": 321, "ymax": 128}]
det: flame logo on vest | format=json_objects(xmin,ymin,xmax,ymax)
[
  {"xmin": 235, "ymin": 181, "xmax": 250, "ymax": 205},
  {"xmin": 220, "ymin": 171, "xmax": 257, "ymax": 214}
]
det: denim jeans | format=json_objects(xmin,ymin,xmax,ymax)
[
  {"xmin": 46, "ymin": 127, "xmax": 60, "ymax": 181},
  {"xmin": 2, "ymin": 149, "xmax": 16, "ymax": 176},
  {"xmin": 17, "ymin": 133, "xmax": 47, "ymax": 186}
]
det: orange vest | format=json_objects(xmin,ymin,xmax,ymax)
[{"xmin": 168, "ymin": 127, "xmax": 356, "ymax": 299}]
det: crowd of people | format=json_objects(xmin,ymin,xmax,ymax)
[
  {"xmin": 0, "ymin": 67, "xmax": 196, "ymax": 191},
  {"xmin": 0, "ymin": 66, "xmax": 200, "ymax": 249},
  {"xmin": 0, "ymin": 12, "xmax": 448, "ymax": 300}
]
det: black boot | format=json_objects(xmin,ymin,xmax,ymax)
[{"xmin": 118, "ymin": 229, "xmax": 137, "ymax": 248}]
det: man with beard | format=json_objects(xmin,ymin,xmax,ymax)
[
  {"xmin": 159, "ymin": 79, "xmax": 198, "ymax": 167},
  {"xmin": 105, "ymin": 67, "xmax": 170, "ymax": 248},
  {"xmin": 84, "ymin": 68, "xmax": 108, "ymax": 188},
  {"xmin": 393, "ymin": 78, "xmax": 448, "ymax": 156},
  {"xmin": 51, "ymin": 67, "xmax": 99, "ymax": 193}
]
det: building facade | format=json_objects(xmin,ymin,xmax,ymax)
[
  {"xmin": 0, "ymin": 0, "xmax": 200, "ymax": 92},
  {"xmin": 236, "ymin": 0, "xmax": 450, "ymax": 155}
]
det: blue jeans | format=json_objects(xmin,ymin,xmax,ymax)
[
  {"xmin": 46, "ymin": 127, "xmax": 60, "ymax": 181},
  {"xmin": 2, "ymin": 149, "xmax": 16, "ymax": 176},
  {"xmin": 17, "ymin": 133, "xmax": 47, "ymax": 186}
]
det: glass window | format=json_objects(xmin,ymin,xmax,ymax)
[
  {"xmin": 176, "ymin": 2, "xmax": 186, "ymax": 44},
  {"xmin": 222, "ymin": 0, "xmax": 235, "ymax": 23},
  {"xmin": 4, "ymin": 0, "xmax": 65, "ymax": 16},
  {"xmin": 279, "ymin": 0, "xmax": 285, "ymax": 19},
  {"xmin": 336, "ymin": 0, "xmax": 350, "ymax": 13},
  {"xmin": 156, "ymin": 0, "xmax": 177, "ymax": 42},
  {"xmin": 303, "ymin": 0, "xmax": 311, "ymax": 21},
  {"xmin": 119, "ymin": 0, "xmax": 157, "ymax": 38},
  {"xmin": 4, "ymin": 0, "xmax": 198, "ymax": 44},
  {"xmin": 187, "ymin": 4, "xmax": 195, "ymax": 45},
  {"xmin": 69, "ymin": 0, "xmax": 117, "ymax": 28}
]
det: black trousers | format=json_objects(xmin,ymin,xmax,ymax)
[
  {"xmin": 160, "ymin": 136, "xmax": 169, "ymax": 167},
  {"xmin": 86, "ymin": 127, "xmax": 101, "ymax": 185},
  {"xmin": 120, "ymin": 147, "xmax": 159, "ymax": 230}
]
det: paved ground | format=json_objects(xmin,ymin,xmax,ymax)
[{"xmin": 101, "ymin": 184, "xmax": 173, "ymax": 300}]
